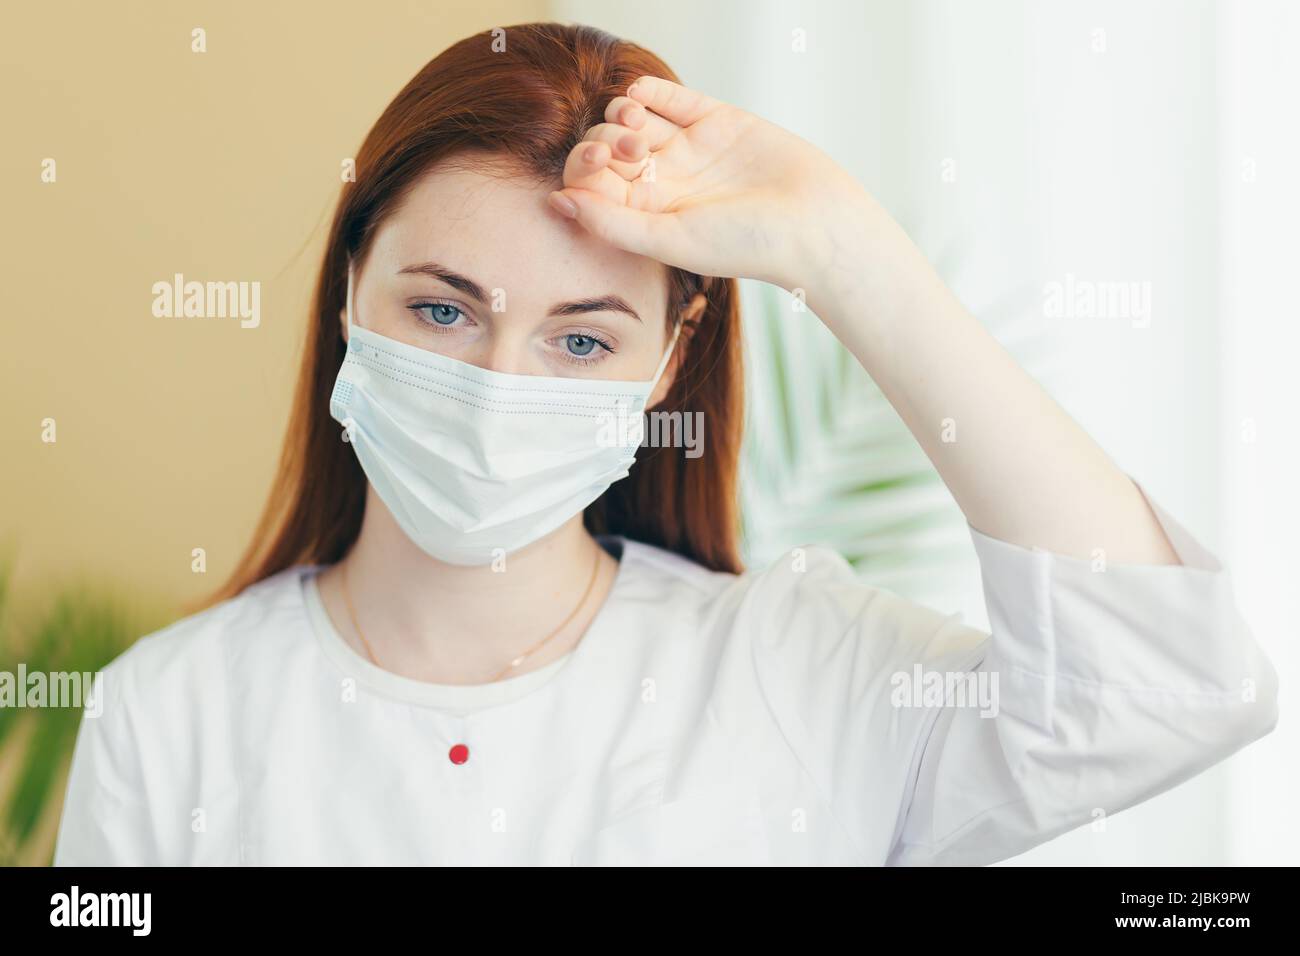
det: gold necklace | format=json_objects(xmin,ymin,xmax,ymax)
[{"xmin": 339, "ymin": 543, "xmax": 603, "ymax": 683}]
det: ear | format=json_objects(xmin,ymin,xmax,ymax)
[{"xmin": 647, "ymin": 292, "xmax": 707, "ymax": 409}]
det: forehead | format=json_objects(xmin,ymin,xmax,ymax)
[{"xmin": 368, "ymin": 156, "xmax": 669, "ymax": 315}]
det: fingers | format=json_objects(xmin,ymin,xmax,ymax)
[
  {"xmin": 603, "ymin": 96, "xmax": 680, "ymax": 150},
  {"xmin": 559, "ymin": 141, "xmax": 631, "ymax": 204},
  {"xmin": 546, "ymin": 187, "xmax": 668, "ymax": 261},
  {"xmin": 604, "ymin": 96, "xmax": 648, "ymax": 130},
  {"xmin": 626, "ymin": 75, "xmax": 720, "ymax": 128},
  {"xmin": 578, "ymin": 123, "xmax": 650, "ymax": 181},
  {"xmin": 566, "ymin": 87, "xmax": 690, "ymax": 195},
  {"xmin": 548, "ymin": 79, "xmax": 717, "ymax": 257}
]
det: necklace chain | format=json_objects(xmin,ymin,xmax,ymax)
[{"xmin": 339, "ymin": 543, "xmax": 604, "ymax": 683}]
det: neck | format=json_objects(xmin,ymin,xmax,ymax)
[{"xmin": 319, "ymin": 486, "xmax": 614, "ymax": 684}]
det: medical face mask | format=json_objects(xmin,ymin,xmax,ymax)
[{"xmin": 329, "ymin": 263, "xmax": 682, "ymax": 565}]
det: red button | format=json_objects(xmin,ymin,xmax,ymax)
[{"xmin": 448, "ymin": 743, "xmax": 470, "ymax": 765}]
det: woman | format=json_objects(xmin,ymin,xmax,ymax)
[{"xmin": 55, "ymin": 22, "xmax": 1277, "ymax": 866}]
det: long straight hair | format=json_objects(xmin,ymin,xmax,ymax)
[{"xmin": 210, "ymin": 22, "xmax": 745, "ymax": 605}]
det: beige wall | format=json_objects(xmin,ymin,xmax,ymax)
[{"xmin": 0, "ymin": 0, "xmax": 545, "ymax": 605}]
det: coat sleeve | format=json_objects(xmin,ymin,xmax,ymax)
[{"xmin": 885, "ymin": 483, "xmax": 1280, "ymax": 865}]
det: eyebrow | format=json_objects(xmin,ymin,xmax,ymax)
[{"xmin": 398, "ymin": 261, "xmax": 642, "ymax": 323}]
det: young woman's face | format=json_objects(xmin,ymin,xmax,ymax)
[{"xmin": 348, "ymin": 156, "xmax": 675, "ymax": 390}]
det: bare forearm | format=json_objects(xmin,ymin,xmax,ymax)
[{"xmin": 799, "ymin": 193, "xmax": 1179, "ymax": 565}]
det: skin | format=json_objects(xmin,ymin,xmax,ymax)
[
  {"xmin": 321, "ymin": 75, "xmax": 1178, "ymax": 687},
  {"xmin": 315, "ymin": 157, "xmax": 704, "ymax": 684}
]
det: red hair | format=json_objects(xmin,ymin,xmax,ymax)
[{"xmin": 210, "ymin": 22, "xmax": 745, "ymax": 605}]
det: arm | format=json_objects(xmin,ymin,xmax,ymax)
[
  {"xmin": 889, "ymin": 493, "xmax": 1277, "ymax": 864},
  {"xmin": 550, "ymin": 75, "xmax": 1176, "ymax": 564},
  {"xmin": 738, "ymin": 489, "xmax": 1277, "ymax": 866},
  {"xmin": 802, "ymin": 193, "xmax": 1178, "ymax": 563},
  {"xmin": 553, "ymin": 76, "xmax": 1277, "ymax": 862}
]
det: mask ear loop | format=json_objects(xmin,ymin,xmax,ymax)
[
  {"xmin": 647, "ymin": 318, "xmax": 683, "ymax": 391},
  {"xmin": 648, "ymin": 288, "xmax": 705, "ymax": 389}
]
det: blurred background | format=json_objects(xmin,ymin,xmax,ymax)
[{"xmin": 1, "ymin": 0, "xmax": 1295, "ymax": 865}]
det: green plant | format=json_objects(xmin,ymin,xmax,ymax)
[{"xmin": 0, "ymin": 562, "xmax": 161, "ymax": 866}]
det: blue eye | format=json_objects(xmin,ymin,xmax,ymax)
[
  {"xmin": 566, "ymin": 334, "xmax": 597, "ymax": 356},
  {"xmin": 411, "ymin": 302, "xmax": 464, "ymax": 327},
  {"xmin": 555, "ymin": 329, "xmax": 615, "ymax": 366}
]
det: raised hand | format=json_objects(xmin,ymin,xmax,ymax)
[{"xmin": 547, "ymin": 75, "xmax": 872, "ymax": 293}]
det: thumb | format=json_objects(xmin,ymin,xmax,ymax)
[{"xmin": 549, "ymin": 188, "xmax": 665, "ymax": 259}]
